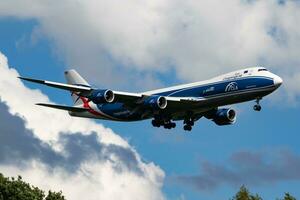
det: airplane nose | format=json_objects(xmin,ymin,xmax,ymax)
[{"xmin": 273, "ymin": 75, "xmax": 283, "ymax": 87}]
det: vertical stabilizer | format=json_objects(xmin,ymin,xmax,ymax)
[{"xmin": 64, "ymin": 70, "xmax": 90, "ymax": 106}]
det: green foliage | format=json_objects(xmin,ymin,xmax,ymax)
[
  {"xmin": 1, "ymin": 172, "xmax": 298, "ymax": 200},
  {"xmin": 0, "ymin": 173, "xmax": 65, "ymax": 200},
  {"xmin": 0, "ymin": 173, "xmax": 44, "ymax": 200},
  {"xmin": 231, "ymin": 185, "xmax": 262, "ymax": 200},
  {"xmin": 281, "ymin": 193, "xmax": 297, "ymax": 200},
  {"xmin": 232, "ymin": 186, "xmax": 297, "ymax": 200},
  {"xmin": 45, "ymin": 191, "xmax": 65, "ymax": 200}
]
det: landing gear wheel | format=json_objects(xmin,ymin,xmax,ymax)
[
  {"xmin": 152, "ymin": 116, "xmax": 176, "ymax": 129},
  {"xmin": 164, "ymin": 124, "xmax": 171, "ymax": 129},
  {"xmin": 183, "ymin": 115, "xmax": 195, "ymax": 131},
  {"xmin": 253, "ymin": 98, "xmax": 262, "ymax": 112},
  {"xmin": 253, "ymin": 105, "xmax": 262, "ymax": 111},
  {"xmin": 188, "ymin": 121, "xmax": 194, "ymax": 126},
  {"xmin": 151, "ymin": 120, "xmax": 160, "ymax": 127},
  {"xmin": 171, "ymin": 123, "xmax": 176, "ymax": 128},
  {"xmin": 164, "ymin": 122, "xmax": 176, "ymax": 129},
  {"xmin": 184, "ymin": 119, "xmax": 194, "ymax": 126},
  {"xmin": 183, "ymin": 125, "xmax": 192, "ymax": 131}
]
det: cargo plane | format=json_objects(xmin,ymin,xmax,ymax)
[{"xmin": 19, "ymin": 67, "xmax": 282, "ymax": 131}]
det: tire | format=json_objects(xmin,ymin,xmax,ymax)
[
  {"xmin": 152, "ymin": 120, "xmax": 160, "ymax": 127},
  {"xmin": 188, "ymin": 121, "xmax": 194, "ymax": 126},
  {"xmin": 257, "ymin": 105, "xmax": 262, "ymax": 111},
  {"xmin": 253, "ymin": 105, "xmax": 262, "ymax": 111},
  {"xmin": 164, "ymin": 124, "xmax": 171, "ymax": 129},
  {"xmin": 184, "ymin": 125, "xmax": 192, "ymax": 131}
]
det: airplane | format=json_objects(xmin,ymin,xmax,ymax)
[{"xmin": 19, "ymin": 67, "xmax": 283, "ymax": 131}]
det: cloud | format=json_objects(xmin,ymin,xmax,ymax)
[
  {"xmin": 0, "ymin": 50, "xmax": 123, "ymax": 144},
  {"xmin": 174, "ymin": 149, "xmax": 300, "ymax": 191},
  {"xmin": 0, "ymin": 0, "xmax": 167, "ymax": 90},
  {"xmin": 1, "ymin": 0, "xmax": 300, "ymax": 100},
  {"xmin": 0, "ymin": 51, "xmax": 165, "ymax": 200},
  {"xmin": 0, "ymin": 102, "xmax": 63, "ymax": 167},
  {"xmin": 0, "ymin": 101, "xmax": 141, "ymax": 173}
]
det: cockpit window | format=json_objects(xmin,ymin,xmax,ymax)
[
  {"xmin": 258, "ymin": 69, "xmax": 268, "ymax": 72},
  {"xmin": 244, "ymin": 70, "xmax": 248, "ymax": 74}
]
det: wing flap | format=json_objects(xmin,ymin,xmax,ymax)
[{"xmin": 36, "ymin": 103, "xmax": 89, "ymax": 112}]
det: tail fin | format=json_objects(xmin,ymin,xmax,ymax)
[{"xmin": 64, "ymin": 70, "xmax": 90, "ymax": 106}]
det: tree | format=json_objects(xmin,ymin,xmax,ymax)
[
  {"xmin": 232, "ymin": 186, "xmax": 298, "ymax": 200},
  {"xmin": 45, "ymin": 191, "xmax": 65, "ymax": 200},
  {"xmin": 0, "ymin": 173, "xmax": 65, "ymax": 200},
  {"xmin": 231, "ymin": 185, "xmax": 262, "ymax": 200},
  {"xmin": 281, "ymin": 193, "xmax": 297, "ymax": 200}
]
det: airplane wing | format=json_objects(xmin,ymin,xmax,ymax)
[
  {"xmin": 36, "ymin": 103, "xmax": 89, "ymax": 112},
  {"xmin": 19, "ymin": 77, "xmax": 143, "ymax": 103},
  {"xmin": 19, "ymin": 77, "xmax": 207, "ymax": 109},
  {"xmin": 19, "ymin": 77, "xmax": 92, "ymax": 94}
]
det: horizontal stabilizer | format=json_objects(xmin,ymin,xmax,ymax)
[
  {"xmin": 36, "ymin": 103, "xmax": 88, "ymax": 112},
  {"xmin": 19, "ymin": 77, "xmax": 92, "ymax": 94}
]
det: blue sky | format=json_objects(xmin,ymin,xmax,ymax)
[{"xmin": 1, "ymin": 1, "xmax": 300, "ymax": 200}]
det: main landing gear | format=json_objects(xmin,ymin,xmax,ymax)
[
  {"xmin": 152, "ymin": 119, "xmax": 176, "ymax": 129},
  {"xmin": 151, "ymin": 113, "xmax": 197, "ymax": 131},
  {"xmin": 253, "ymin": 98, "xmax": 262, "ymax": 111},
  {"xmin": 183, "ymin": 117, "xmax": 194, "ymax": 131}
]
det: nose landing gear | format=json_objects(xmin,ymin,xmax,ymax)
[{"xmin": 253, "ymin": 98, "xmax": 262, "ymax": 111}]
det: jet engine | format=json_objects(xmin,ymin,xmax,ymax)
[
  {"xmin": 205, "ymin": 108, "xmax": 236, "ymax": 126},
  {"xmin": 88, "ymin": 89, "xmax": 115, "ymax": 104},
  {"xmin": 144, "ymin": 96, "xmax": 167, "ymax": 110}
]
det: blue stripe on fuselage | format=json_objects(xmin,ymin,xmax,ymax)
[{"xmin": 154, "ymin": 76, "xmax": 274, "ymax": 98}]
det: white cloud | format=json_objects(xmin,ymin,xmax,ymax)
[
  {"xmin": 0, "ymin": 51, "xmax": 165, "ymax": 200},
  {"xmin": 0, "ymin": 160, "xmax": 164, "ymax": 200},
  {"xmin": 0, "ymin": 51, "xmax": 122, "ymax": 144},
  {"xmin": 1, "ymin": 0, "xmax": 300, "ymax": 100}
]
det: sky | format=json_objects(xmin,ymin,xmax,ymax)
[{"xmin": 0, "ymin": 0, "xmax": 300, "ymax": 200}]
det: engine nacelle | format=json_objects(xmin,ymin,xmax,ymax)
[
  {"xmin": 206, "ymin": 108, "xmax": 236, "ymax": 126},
  {"xmin": 144, "ymin": 96, "xmax": 167, "ymax": 110},
  {"xmin": 89, "ymin": 89, "xmax": 115, "ymax": 104}
]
